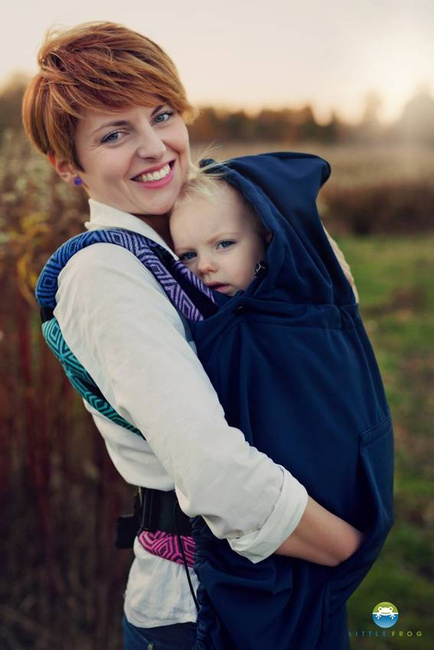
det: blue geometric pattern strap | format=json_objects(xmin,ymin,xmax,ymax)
[
  {"xmin": 36, "ymin": 228, "xmax": 217, "ymax": 320},
  {"xmin": 42, "ymin": 318, "xmax": 142, "ymax": 436},
  {"xmin": 35, "ymin": 228, "xmax": 218, "ymax": 438}
]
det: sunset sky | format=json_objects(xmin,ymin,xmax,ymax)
[{"xmin": 2, "ymin": 0, "xmax": 433, "ymax": 124}]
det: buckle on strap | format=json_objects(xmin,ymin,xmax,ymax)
[
  {"xmin": 138, "ymin": 487, "xmax": 193, "ymax": 536},
  {"xmin": 115, "ymin": 488, "xmax": 193, "ymax": 550},
  {"xmin": 139, "ymin": 486, "xmax": 155, "ymax": 531}
]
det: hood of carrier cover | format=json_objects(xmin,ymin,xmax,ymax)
[{"xmin": 201, "ymin": 152, "xmax": 355, "ymax": 307}]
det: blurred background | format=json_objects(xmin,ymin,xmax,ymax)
[{"xmin": 1, "ymin": 1, "xmax": 433, "ymax": 648}]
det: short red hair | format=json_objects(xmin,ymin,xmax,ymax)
[{"xmin": 22, "ymin": 21, "xmax": 197, "ymax": 169}]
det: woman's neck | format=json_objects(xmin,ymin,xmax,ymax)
[{"xmin": 134, "ymin": 212, "xmax": 174, "ymax": 249}]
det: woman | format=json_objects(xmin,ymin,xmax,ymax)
[{"xmin": 23, "ymin": 22, "xmax": 375, "ymax": 650}]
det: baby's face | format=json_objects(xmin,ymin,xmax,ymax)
[{"xmin": 170, "ymin": 184, "xmax": 267, "ymax": 296}]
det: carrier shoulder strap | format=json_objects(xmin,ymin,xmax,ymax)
[{"xmin": 35, "ymin": 228, "xmax": 217, "ymax": 437}]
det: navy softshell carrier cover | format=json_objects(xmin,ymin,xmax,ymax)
[{"xmin": 188, "ymin": 153, "xmax": 394, "ymax": 650}]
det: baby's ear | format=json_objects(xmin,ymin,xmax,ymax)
[{"xmin": 265, "ymin": 231, "xmax": 273, "ymax": 244}]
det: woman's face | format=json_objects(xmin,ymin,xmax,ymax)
[{"xmin": 73, "ymin": 104, "xmax": 191, "ymax": 219}]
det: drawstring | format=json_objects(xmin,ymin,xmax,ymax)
[{"xmin": 174, "ymin": 502, "xmax": 199, "ymax": 612}]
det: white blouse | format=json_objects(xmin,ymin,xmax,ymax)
[{"xmin": 54, "ymin": 199, "xmax": 308, "ymax": 628}]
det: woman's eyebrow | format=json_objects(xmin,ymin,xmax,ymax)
[
  {"xmin": 92, "ymin": 119, "xmax": 129, "ymax": 135},
  {"xmin": 91, "ymin": 106, "xmax": 165, "ymax": 136},
  {"xmin": 151, "ymin": 105, "xmax": 165, "ymax": 116}
]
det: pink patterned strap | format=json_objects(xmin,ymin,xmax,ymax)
[{"xmin": 138, "ymin": 530, "xmax": 195, "ymax": 568}]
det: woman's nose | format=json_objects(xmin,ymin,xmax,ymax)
[{"xmin": 136, "ymin": 125, "xmax": 166, "ymax": 160}]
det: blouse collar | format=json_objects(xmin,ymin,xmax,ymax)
[{"xmin": 86, "ymin": 199, "xmax": 174, "ymax": 255}]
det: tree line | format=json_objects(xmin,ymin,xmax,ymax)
[{"xmin": 1, "ymin": 74, "xmax": 433, "ymax": 145}]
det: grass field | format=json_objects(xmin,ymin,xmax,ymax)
[{"xmin": 340, "ymin": 235, "xmax": 434, "ymax": 649}]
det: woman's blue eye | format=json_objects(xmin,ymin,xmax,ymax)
[
  {"xmin": 154, "ymin": 110, "xmax": 174, "ymax": 124},
  {"xmin": 217, "ymin": 240, "xmax": 235, "ymax": 249},
  {"xmin": 101, "ymin": 131, "xmax": 122, "ymax": 144},
  {"xmin": 179, "ymin": 251, "xmax": 196, "ymax": 262}
]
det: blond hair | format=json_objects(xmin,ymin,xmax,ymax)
[
  {"xmin": 176, "ymin": 167, "xmax": 270, "ymax": 240},
  {"xmin": 181, "ymin": 165, "xmax": 225, "ymax": 201}
]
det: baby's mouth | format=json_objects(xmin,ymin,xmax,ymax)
[
  {"xmin": 132, "ymin": 163, "xmax": 171, "ymax": 183},
  {"xmin": 207, "ymin": 283, "xmax": 230, "ymax": 293}
]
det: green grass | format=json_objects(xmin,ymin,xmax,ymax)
[{"xmin": 338, "ymin": 235, "xmax": 434, "ymax": 649}]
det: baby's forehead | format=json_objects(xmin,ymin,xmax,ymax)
[{"xmin": 176, "ymin": 180, "xmax": 242, "ymax": 211}]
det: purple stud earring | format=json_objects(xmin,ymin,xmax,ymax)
[{"xmin": 73, "ymin": 176, "xmax": 82, "ymax": 186}]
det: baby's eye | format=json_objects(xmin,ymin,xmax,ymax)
[
  {"xmin": 178, "ymin": 251, "xmax": 197, "ymax": 262},
  {"xmin": 101, "ymin": 131, "xmax": 123, "ymax": 144},
  {"xmin": 216, "ymin": 240, "xmax": 235, "ymax": 250}
]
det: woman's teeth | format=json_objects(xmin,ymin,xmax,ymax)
[{"xmin": 134, "ymin": 164, "xmax": 171, "ymax": 182}]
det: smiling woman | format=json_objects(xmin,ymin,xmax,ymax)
[
  {"xmin": 22, "ymin": 19, "xmax": 392, "ymax": 650},
  {"xmin": 22, "ymin": 22, "xmax": 197, "ymax": 243},
  {"xmin": 22, "ymin": 21, "xmax": 317, "ymax": 649},
  {"xmin": 54, "ymin": 105, "xmax": 191, "ymax": 230}
]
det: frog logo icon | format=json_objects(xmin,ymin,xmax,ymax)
[{"xmin": 372, "ymin": 602, "xmax": 399, "ymax": 628}]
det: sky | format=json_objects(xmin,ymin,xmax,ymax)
[{"xmin": 2, "ymin": 0, "xmax": 433, "ymax": 124}]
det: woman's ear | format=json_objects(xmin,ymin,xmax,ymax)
[{"xmin": 47, "ymin": 153, "xmax": 79, "ymax": 185}]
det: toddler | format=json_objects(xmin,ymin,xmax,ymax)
[
  {"xmin": 170, "ymin": 171, "xmax": 357, "ymax": 298},
  {"xmin": 167, "ymin": 162, "xmax": 388, "ymax": 650}
]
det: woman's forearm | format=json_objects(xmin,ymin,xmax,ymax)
[{"xmin": 275, "ymin": 496, "xmax": 364, "ymax": 567}]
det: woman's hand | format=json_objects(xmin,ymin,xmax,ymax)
[{"xmin": 275, "ymin": 496, "xmax": 364, "ymax": 567}]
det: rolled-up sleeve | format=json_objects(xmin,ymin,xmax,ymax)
[{"xmin": 55, "ymin": 243, "xmax": 308, "ymax": 562}]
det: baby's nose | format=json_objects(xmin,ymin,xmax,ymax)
[{"xmin": 197, "ymin": 255, "xmax": 217, "ymax": 274}]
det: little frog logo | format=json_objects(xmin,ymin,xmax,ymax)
[{"xmin": 372, "ymin": 602, "xmax": 399, "ymax": 628}]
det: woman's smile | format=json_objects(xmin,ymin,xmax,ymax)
[
  {"xmin": 132, "ymin": 162, "xmax": 173, "ymax": 184},
  {"xmin": 73, "ymin": 105, "xmax": 191, "ymax": 220}
]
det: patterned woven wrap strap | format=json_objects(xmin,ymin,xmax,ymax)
[
  {"xmin": 36, "ymin": 228, "xmax": 217, "ymax": 434},
  {"xmin": 35, "ymin": 227, "xmax": 218, "ymax": 564},
  {"xmin": 36, "ymin": 227, "xmax": 217, "ymax": 317},
  {"xmin": 139, "ymin": 531, "xmax": 195, "ymax": 568}
]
